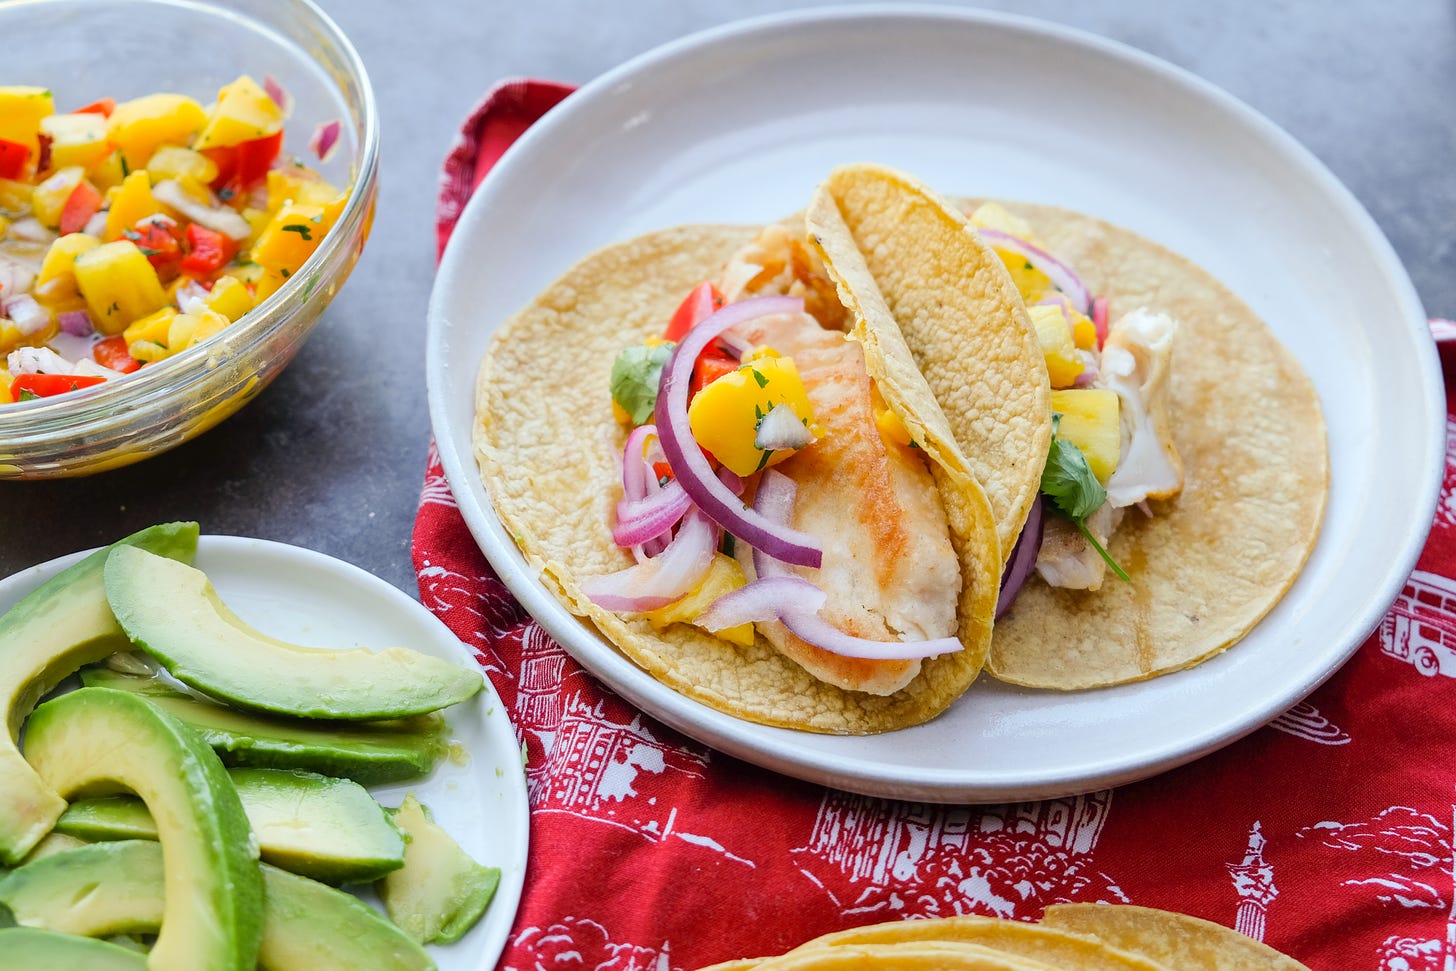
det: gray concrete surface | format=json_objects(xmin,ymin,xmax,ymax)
[{"xmin": 3, "ymin": 0, "xmax": 1453, "ymax": 594}]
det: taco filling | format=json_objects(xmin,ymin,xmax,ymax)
[{"xmin": 582, "ymin": 230, "xmax": 966, "ymax": 696}]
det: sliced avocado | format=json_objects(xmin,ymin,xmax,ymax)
[
  {"xmin": 80, "ymin": 667, "xmax": 449, "ymax": 784},
  {"xmin": 0, "ymin": 522, "xmax": 198, "ymax": 864},
  {"xmin": 23, "ymin": 688, "xmax": 262, "ymax": 971},
  {"xmin": 0, "ymin": 841, "xmax": 436, "ymax": 971},
  {"xmin": 60, "ymin": 768, "xmax": 406, "ymax": 883},
  {"xmin": 380, "ymin": 794, "xmax": 499, "ymax": 945},
  {"xmin": 0, "ymin": 927, "xmax": 147, "ymax": 970},
  {"xmin": 104, "ymin": 546, "xmax": 483, "ymax": 719},
  {"xmin": 17, "ymin": 832, "xmax": 88, "ymax": 865}
]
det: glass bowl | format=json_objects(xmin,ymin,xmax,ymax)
[{"xmin": 0, "ymin": 0, "xmax": 379, "ymax": 478}]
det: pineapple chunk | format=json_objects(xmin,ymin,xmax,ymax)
[
  {"xmin": 265, "ymin": 167, "xmax": 339, "ymax": 210},
  {"xmin": 73, "ymin": 241, "xmax": 170, "ymax": 334},
  {"xmin": 643, "ymin": 553, "xmax": 754, "ymax": 646},
  {"xmin": 0, "ymin": 87, "xmax": 54, "ymax": 165},
  {"xmin": 33, "ymin": 233, "xmax": 101, "ymax": 307},
  {"xmin": 30, "ymin": 167, "xmax": 86, "ymax": 230},
  {"xmin": 0, "ymin": 178, "xmax": 29, "ymax": 218},
  {"xmin": 88, "ymin": 150, "xmax": 128, "ymax": 193},
  {"xmin": 201, "ymin": 275, "xmax": 254, "ymax": 322},
  {"xmin": 1050, "ymin": 388, "xmax": 1121, "ymax": 484},
  {"xmin": 1029, "ymin": 304, "xmax": 1085, "ymax": 389},
  {"xmin": 194, "ymin": 75, "xmax": 285, "ymax": 150},
  {"xmin": 147, "ymin": 145, "xmax": 219, "ymax": 185},
  {"xmin": 40, "ymin": 112, "xmax": 110, "ymax": 170},
  {"xmin": 970, "ymin": 202, "xmax": 1052, "ymax": 302},
  {"xmin": 167, "ymin": 309, "xmax": 229, "ymax": 352},
  {"xmin": 107, "ymin": 93, "xmax": 208, "ymax": 168},
  {"xmin": 0, "ymin": 366, "xmax": 11, "ymax": 403}
]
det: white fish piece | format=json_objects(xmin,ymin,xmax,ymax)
[
  {"xmin": 1102, "ymin": 308, "xmax": 1184, "ymax": 507},
  {"xmin": 1035, "ymin": 501, "xmax": 1120, "ymax": 591}
]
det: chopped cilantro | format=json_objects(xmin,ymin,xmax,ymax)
[
  {"xmin": 720, "ymin": 534, "xmax": 736, "ymax": 557},
  {"xmin": 609, "ymin": 342, "xmax": 674, "ymax": 425},
  {"xmin": 123, "ymin": 229, "xmax": 141, "ymax": 242},
  {"xmin": 280, "ymin": 268, "xmax": 291, "ymax": 279},
  {"xmin": 281, "ymin": 223, "xmax": 313, "ymax": 241},
  {"xmin": 138, "ymin": 247, "xmax": 160, "ymax": 257},
  {"xmin": 218, "ymin": 186, "xmax": 235, "ymax": 202},
  {"xmin": 748, "ymin": 367, "xmax": 768, "ymax": 388},
  {"xmin": 119, "ymin": 154, "xmax": 130, "ymax": 177},
  {"xmin": 18, "ymin": 389, "xmax": 38, "ymax": 401},
  {"xmin": 1040, "ymin": 415, "xmax": 1129, "ymax": 581}
]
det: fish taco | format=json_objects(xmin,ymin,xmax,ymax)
[{"xmin": 472, "ymin": 163, "xmax": 1326, "ymax": 730}]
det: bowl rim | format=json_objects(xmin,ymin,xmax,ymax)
[{"xmin": 0, "ymin": 0, "xmax": 380, "ymax": 436}]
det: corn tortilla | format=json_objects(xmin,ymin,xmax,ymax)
[
  {"xmin": 1042, "ymin": 904, "xmax": 1311, "ymax": 970},
  {"xmin": 975, "ymin": 202, "xmax": 1328, "ymax": 689},
  {"xmin": 473, "ymin": 224, "xmax": 1000, "ymax": 734}
]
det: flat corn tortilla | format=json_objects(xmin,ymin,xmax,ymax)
[
  {"xmin": 808, "ymin": 165, "xmax": 1052, "ymax": 564},
  {"xmin": 788, "ymin": 915, "xmax": 1170, "ymax": 970},
  {"xmin": 1042, "ymin": 904, "xmax": 1312, "ymax": 970},
  {"xmin": 747, "ymin": 942, "xmax": 1058, "ymax": 970},
  {"xmin": 473, "ymin": 224, "xmax": 1000, "ymax": 734},
  {"xmin": 976, "ymin": 202, "xmax": 1328, "ymax": 689}
]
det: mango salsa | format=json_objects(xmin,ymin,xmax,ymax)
[
  {"xmin": 643, "ymin": 554, "xmax": 755, "ymax": 646},
  {"xmin": 1028, "ymin": 304, "xmax": 1085, "ymax": 389},
  {"xmin": 0, "ymin": 74, "xmax": 351, "ymax": 401},
  {"xmin": 687, "ymin": 352, "xmax": 818, "ymax": 477}
]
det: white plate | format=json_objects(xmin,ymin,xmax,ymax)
[
  {"xmin": 0, "ymin": 535, "xmax": 529, "ymax": 971},
  {"xmin": 426, "ymin": 7, "xmax": 1444, "ymax": 802}
]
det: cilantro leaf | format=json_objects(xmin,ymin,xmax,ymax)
[
  {"xmin": 610, "ymin": 342, "xmax": 674, "ymax": 425},
  {"xmin": 1040, "ymin": 434, "xmax": 1105, "ymax": 521}
]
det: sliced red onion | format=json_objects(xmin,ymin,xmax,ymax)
[
  {"xmin": 995, "ymin": 495, "xmax": 1044, "ymax": 618},
  {"xmin": 263, "ymin": 75, "xmax": 292, "ymax": 112},
  {"xmin": 1092, "ymin": 295, "xmax": 1110, "ymax": 349},
  {"xmin": 4, "ymin": 294, "xmax": 50, "ymax": 335},
  {"xmin": 581, "ymin": 506, "xmax": 718, "ymax": 612},
  {"xmin": 755, "ymin": 402, "xmax": 815, "ymax": 451},
  {"xmin": 699, "ymin": 576, "xmax": 962, "ymax": 660},
  {"xmin": 978, "ymin": 227, "xmax": 1090, "ymax": 314},
  {"xmin": 653, "ymin": 295, "xmax": 823, "ymax": 568},
  {"xmin": 1073, "ymin": 350, "xmax": 1100, "ymax": 388},
  {"xmin": 82, "ymin": 211, "xmax": 107, "ymax": 238},
  {"xmin": 620, "ymin": 423, "xmax": 656, "ymax": 504},
  {"xmin": 57, "ymin": 309, "xmax": 93, "ymax": 336},
  {"xmin": 751, "ymin": 469, "xmax": 797, "ymax": 581},
  {"xmin": 612, "ymin": 481, "xmax": 692, "ymax": 548},
  {"xmin": 310, "ymin": 120, "xmax": 342, "ymax": 162}
]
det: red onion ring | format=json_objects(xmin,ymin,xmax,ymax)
[
  {"xmin": 750, "ymin": 469, "xmax": 796, "ymax": 580},
  {"xmin": 56, "ymin": 309, "xmax": 93, "ymax": 337},
  {"xmin": 1091, "ymin": 295, "xmax": 1110, "ymax": 349},
  {"xmin": 310, "ymin": 120, "xmax": 341, "ymax": 162},
  {"xmin": 612, "ymin": 482, "xmax": 691, "ymax": 548},
  {"xmin": 263, "ymin": 75, "xmax": 291, "ymax": 111},
  {"xmin": 978, "ymin": 227, "xmax": 1090, "ymax": 315},
  {"xmin": 581, "ymin": 506, "xmax": 718, "ymax": 612},
  {"xmin": 698, "ymin": 576, "xmax": 962, "ymax": 660},
  {"xmin": 995, "ymin": 495, "xmax": 1044, "ymax": 618},
  {"xmin": 653, "ymin": 296, "xmax": 823, "ymax": 568}
]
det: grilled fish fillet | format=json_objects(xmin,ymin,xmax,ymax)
[{"xmin": 731, "ymin": 311, "xmax": 961, "ymax": 695}]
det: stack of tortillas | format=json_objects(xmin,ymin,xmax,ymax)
[{"xmin": 693, "ymin": 905, "xmax": 1310, "ymax": 970}]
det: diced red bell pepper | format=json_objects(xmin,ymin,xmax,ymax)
[
  {"xmin": 125, "ymin": 219, "xmax": 183, "ymax": 269},
  {"xmin": 689, "ymin": 346, "xmax": 739, "ymax": 400},
  {"xmin": 201, "ymin": 145, "xmax": 238, "ymax": 192},
  {"xmin": 234, "ymin": 130, "xmax": 283, "ymax": 191},
  {"xmin": 74, "ymin": 98, "xmax": 116, "ymax": 118},
  {"xmin": 179, "ymin": 223, "xmax": 238, "ymax": 276},
  {"xmin": 664, "ymin": 281, "xmax": 724, "ymax": 341},
  {"xmin": 93, "ymin": 335, "xmax": 141, "ymax": 374},
  {"xmin": 0, "ymin": 138, "xmax": 29, "ymax": 180},
  {"xmin": 59, "ymin": 179, "xmax": 103, "ymax": 236},
  {"xmin": 10, "ymin": 373, "xmax": 106, "ymax": 399},
  {"xmin": 651, "ymin": 461, "xmax": 674, "ymax": 483}
]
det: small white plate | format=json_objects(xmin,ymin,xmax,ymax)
[
  {"xmin": 427, "ymin": 8, "xmax": 1443, "ymax": 801},
  {"xmin": 0, "ymin": 535, "xmax": 529, "ymax": 971}
]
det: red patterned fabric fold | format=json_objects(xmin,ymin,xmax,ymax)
[{"xmin": 416, "ymin": 79, "xmax": 1456, "ymax": 971}]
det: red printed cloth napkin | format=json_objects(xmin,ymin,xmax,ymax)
[{"xmin": 416, "ymin": 79, "xmax": 1456, "ymax": 971}]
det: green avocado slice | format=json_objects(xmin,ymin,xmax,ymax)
[
  {"xmin": 0, "ymin": 522, "xmax": 197, "ymax": 864},
  {"xmin": 59, "ymin": 768, "xmax": 406, "ymax": 884},
  {"xmin": 380, "ymin": 795, "xmax": 500, "ymax": 945},
  {"xmin": 80, "ymin": 666, "xmax": 449, "ymax": 785},
  {"xmin": 0, "ymin": 841, "xmax": 436, "ymax": 971},
  {"xmin": 0, "ymin": 927, "xmax": 147, "ymax": 970},
  {"xmin": 103, "ymin": 546, "xmax": 483, "ymax": 720},
  {"xmin": 22, "ymin": 688, "xmax": 262, "ymax": 971}
]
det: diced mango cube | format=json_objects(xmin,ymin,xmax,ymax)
[
  {"xmin": 147, "ymin": 145, "xmax": 218, "ymax": 185},
  {"xmin": 265, "ymin": 167, "xmax": 339, "ymax": 209},
  {"xmin": 0, "ymin": 87, "xmax": 54, "ymax": 164},
  {"xmin": 969, "ymin": 201, "xmax": 1036, "ymax": 240},
  {"xmin": 1069, "ymin": 308, "xmax": 1097, "ymax": 350},
  {"xmin": 1029, "ymin": 304, "xmax": 1085, "ymax": 389},
  {"xmin": 249, "ymin": 202, "xmax": 330, "ymax": 278},
  {"xmin": 643, "ymin": 553, "xmax": 754, "ymax": 646},
  {"xmin": 1050, "ymin": 388, "xmax": 1121, "ymax": 484},
  {"xmin": 104, "ymin": 171, "xmax": 167, "ymax": 241},
  {"xmin": 0, "ymin": 178, "xmax": 30, "ymax": 218},
  {"xmin": 687, "ymin": 355, "xmax": 818, "ymax": 477},
  {"xmin": 107, "ymin": 93, "xmax": 207, "ymax": 168},
  {"xmin": 0, "ymin": 366, "xmax": 11, "ymax": 403},
  {"xmin": 123, "ymin": 307, "xmax": 178, "ymax": 346},
  {"xmin": 0, "ymin": 323, "xmax": 23, "ymax": 356},
  {"xmin": 166, "ymin": 308, "xmax": 229, "ymax": 351},
  {"xmin": 128, "ymin": 338, "xmax": 169, "ymax": 363},
  {"xmin": 88, "ymin": 149, "xmax": 128, "ymax": 192},
  {"xmin": 33, "ymin": 233, "xmax": 101, "ymax": 307},
  {"xmin": 202, "ymin": 275, "xmax": 254, "ymax": 322},
  {"xmin": 30, "ymin": 167, "xmax": 86, "ymax": 229},
  {"xmin": 40, "ymin": 112, "xmax": 110, "ymax": 170},
  {"xmin": 73, "ymin": 241, "xmax": 170, "ymax": 334},
  {"xmin": 194, "ymin": 75, "xmax": 285, "ymax": 150}
]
